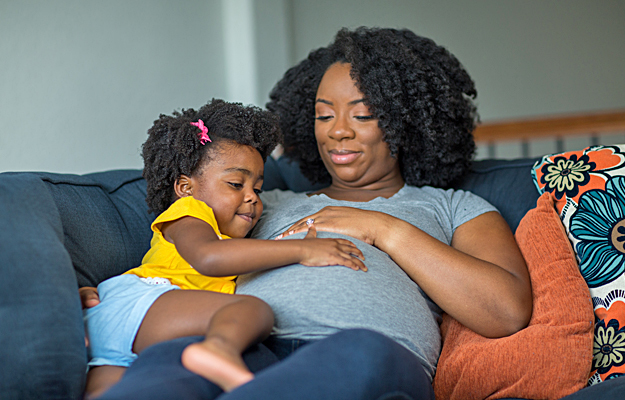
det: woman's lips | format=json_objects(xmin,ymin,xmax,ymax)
[{"xmin": 330, "ymin": 151, "xmax": 360, "ymax": 164}]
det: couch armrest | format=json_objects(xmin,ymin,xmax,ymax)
[{"xmin": 0, "ymin": 173, "xmax": 86, "ymax": 399}]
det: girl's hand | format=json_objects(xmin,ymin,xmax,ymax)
[
  {"xmin": 79, "ymin": 286, "xmax": 100, "ymax": 309},
  {"xmin": 298, "ymin": 223, "xmax": 367, "ymax": 271},
  {"xmin": 276, "ymin": 206, "xmax": 389, "ymax": 247},
  {"xmin": 79, "ymin": 286, "xmax": 99, "ymax": 348}
]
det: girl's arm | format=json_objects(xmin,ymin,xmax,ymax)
[
  {"xmin": 163, "ymin": 216, "xmax": 366, "ymax": 277},
  {"xmin": 277, "ymin": 206, "xmax": 532, "ymax": 338}
]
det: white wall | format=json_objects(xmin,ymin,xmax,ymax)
[
  {"xmin": 254, "ymin": 0, "xmax": 292, "ymax": 109},
  {"xmin": 289, "ymin": 0, "xmax": 625, "ymax": 121},
  {"xmin": 1, "ymin": 0, "xmax": 624, "ymax": 173},
  {"xmin": 0, "ymin": 0, "xmax": 226, "ymax": 173}
]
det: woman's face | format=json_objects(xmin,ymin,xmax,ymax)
[{"xmin": 314, "ymin": 62, "xmax": 401, "ymax": 189}]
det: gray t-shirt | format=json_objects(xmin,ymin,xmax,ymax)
[{"xmin": 236, "ymin": 185, "xmax": 497, "ymax": 379}]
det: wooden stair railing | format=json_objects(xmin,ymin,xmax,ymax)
[{"xmin": 473, "ymin": 109, "xmax": 625, "ymax": 157}]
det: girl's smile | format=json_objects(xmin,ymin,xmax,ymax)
[{"xmin": 237, "ymin": 212, "xmax": 255, "ymax": 223}]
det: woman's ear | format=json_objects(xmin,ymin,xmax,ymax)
[{"xmin": 174, "ymin": 175, "xmax": 194, "ymax": 198}]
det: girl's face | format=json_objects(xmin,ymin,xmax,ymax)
[
  {"xmin": 314, "ymin": 62, "xmax": 402, "ymax": 189},
  {"xmin": 183, "ymin": 142, "xmax": 264, "ymax": 238}
]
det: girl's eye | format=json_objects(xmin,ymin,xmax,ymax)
[
  {"xmin": 254, "ymin": 189, "xmax": 263, "ymax": 195},
  {"xmin": 355, "ymin": 115, "xmax": 374, "ymax": 121},
  {"xmin": 229, "ymin": 182, "xmax": 243, "ymax": 189},
  {"xmin": 315, "ymin": 115, "xmax": 332, "ymax": 121}
]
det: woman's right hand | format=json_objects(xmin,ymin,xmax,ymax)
[
  {"xmin": 79, "ymin": 286, "xmax": 100, "ymax": 309},
  {"xmin": 297, "ymin": 224, "xmax": 367, "ymax": 271}
]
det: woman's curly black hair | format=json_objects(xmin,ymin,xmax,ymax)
[
  {"xmin": 267, "ymin": 26, "xmax": 478, "ymax": 188},
  {"xmin": 142, "ymin": 99, "xmax": 281, "ymax": 215}
]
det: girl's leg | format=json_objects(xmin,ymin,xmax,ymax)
[
  {"xmin": 84, "ymin": 366, "xmax": 126, "ymax": 399},
  {"xmin": 134, "ymin": 290, "xmax": 274, "ymax": 392}
]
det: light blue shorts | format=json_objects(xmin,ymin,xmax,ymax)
[{"xmin": 83, "ymin": 274, "xmax": 180, "ymax": 368}]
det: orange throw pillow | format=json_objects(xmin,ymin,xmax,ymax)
[{"xmin": 433, "ymin": 192, "xmax": 594, "ymax": 400}]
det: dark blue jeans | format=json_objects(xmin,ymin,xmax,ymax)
[{"xmin": 99, "ymin": 329, "xmax": 435, "ymax": 400}]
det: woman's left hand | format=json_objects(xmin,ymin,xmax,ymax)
[{"xmin": 275, "ymin": 206, "xmax": 389, "ymax": 246}]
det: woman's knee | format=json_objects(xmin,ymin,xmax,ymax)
[
  {"xmin": 325, "ymin": 330, "xmax": 426, "ymax": 375},
  {"xmin": 327, "ymin": 330, "xmax": 434, "ymax": 399}
]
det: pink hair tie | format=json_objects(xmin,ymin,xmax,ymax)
[{"xmin": 190, "ymin": 119, "xmax": 211, "ymax": 145}]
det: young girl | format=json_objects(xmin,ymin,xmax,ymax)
[{"xmin": 83, "ymin": 99, "xmax": 366, "ymax": 398}]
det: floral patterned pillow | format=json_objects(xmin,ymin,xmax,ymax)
[{"xmin": 532, "ymin": 144, "xmax": 625, "ymax": 385}]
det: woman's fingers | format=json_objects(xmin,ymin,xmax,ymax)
[
  {"xmin": 304, "ymin": 224, "xmax": 317, "ymax": 239},
  {"xmin": 273, "ymin": 211, "xmax": 367, "ymax": 271},
  {"xmin": 275, "ymin": 218, "xmax": 313, "ymax": 239}
]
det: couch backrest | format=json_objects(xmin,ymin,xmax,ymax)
[
  {"xmin": 0, "ymin": 170, "xmax": 154, "ymax": 287},
  {"xmin": 266, "ymin": 156, "xmax": 541, "ymax": 233},
  {"xmin": 0, "ymin": 157, "xmax": 540, "ymax": 287},
  {"xmin": 45, "ymin": 170, "xmax": 154, "ymax": 287},
  {"xmin": 453, "ymin": 158, "xmax": 541, "ymax": 232}
]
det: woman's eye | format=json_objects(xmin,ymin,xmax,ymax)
[
  {"xmin": 315, "ymin": 115, "xmax": 332, "ymax": 121},
  {"xmin": 355, "ymin": 115, "xmax": 374, "ymax": 121}
]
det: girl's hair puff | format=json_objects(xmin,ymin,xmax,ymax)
[
  {"xmin": 267, "ymin": 26, "xmax": 478, "ymax": 188},
  {"xmin": 142, "ymin": 98, "xmax": 281, "ymax": 215}
]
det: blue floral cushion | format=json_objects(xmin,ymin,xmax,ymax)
[{"xmin": 532, "ymin": 144, "xmax": 625, "ymax": 386}]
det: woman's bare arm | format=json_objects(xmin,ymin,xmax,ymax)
[
  {"xmin": 379, "ymin": 211, "xmax": 531, "ymax": 338},
  {"xmin": 279, "ymin": 207, "xmax": 532, "ymax": 338}
]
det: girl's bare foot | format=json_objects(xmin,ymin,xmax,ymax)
[{"xmin": 181, "ymin": 337, "xmax": 254, "ymax": 392}]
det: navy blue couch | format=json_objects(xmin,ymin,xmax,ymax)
[{"xmin": 1, "ymin": 156, "xmax": 623, "ymax": 399}]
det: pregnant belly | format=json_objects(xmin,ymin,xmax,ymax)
[{"xmin": 235, "ymin": 233, "xmax": 442, "ymax": 365}]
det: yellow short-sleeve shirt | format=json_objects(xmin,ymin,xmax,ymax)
[{"xmin": 124, "ymin": 196, "xmax": 236, "ymax": 293}]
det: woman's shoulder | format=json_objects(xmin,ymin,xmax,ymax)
[
  {"xmin": 401, "ymin": 185, "xmax": 496, "ymax": 212},
  {"xmin": 398, "ymin": 184, "xmax": 458, "ymax": 201},
  {"xmin": 402, "ymin": 184, "xmax": 484, "ymax": 199}
]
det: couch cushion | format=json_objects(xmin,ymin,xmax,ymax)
[{"xmin": 433, "ymin": 193, "xmax": 594, "ymax": 400}]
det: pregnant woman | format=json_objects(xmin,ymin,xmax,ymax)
[{"xmin": 90, "ymin": 26, "xmax": 532, "ymax": 400}]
